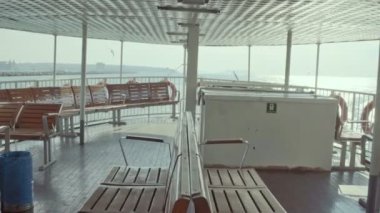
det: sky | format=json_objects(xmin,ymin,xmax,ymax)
[{"xmin": 0, "ymin": 28, "xmax": 379, "ymax": 78}]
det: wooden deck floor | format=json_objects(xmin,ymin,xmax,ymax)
[{"xmin": 5, "ymin": 118, "xmax": 368, "ymax": 213}]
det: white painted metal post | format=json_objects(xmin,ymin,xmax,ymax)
[
  {"xmin": 366, "ymin": 40, "xmax": 380, "ymax": 213},
  {"xmin": 314, "ymin": 43, "xmax": 321, "ymax": 93},
  {"xmin": 248, "ymin": 45, "xmax": 251, "ymax": 82},
  {"xmin": 119, "ymin": 41, "xmax": 124, "ymax": 84},
  {"xmin": 185, "ymin": 24, "xmax": 200, "ymax": 119},
  {"xmin": 284, "ymin": 29, "xmax": 292, "ymax": 91},
  {"xmin": 79, "ymin": 21, "xmax": 88, "ymax": 145},
  {"xmin": 182, "ymin": 44, "xmax": 187, "ymax": 109},
  {"xmin": 53, "ymin": 34, "xmax": 57, "ymax": 87}
]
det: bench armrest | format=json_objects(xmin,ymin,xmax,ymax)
[
  {"xmin": 42, "ymin": 113, "xmax": 59, "ymax": 135},
  {"xmin": 119, "ymin": 135, "xmax": 171, "ymax": 166},
  {"xmin": 201, "ymin": 138, "xmax": 250, "ymax": 169},
  {"xmin": 204, "ymin": 138, "xmax": 248, "ymax": 145}
]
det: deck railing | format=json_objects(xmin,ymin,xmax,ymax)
[{"xmin": 0, "ymin": 76, "xmax": 375, "ymax": 163}]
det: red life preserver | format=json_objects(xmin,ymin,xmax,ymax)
[
  {"xmin": 361, "ymin": 100, "xmax": 375, "ymax": 134},
  {"xmin": 332, "ymin": 94, "xmax": 348, "ymax": 123}
]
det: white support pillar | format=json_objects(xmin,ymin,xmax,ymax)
[
  {"xmin": 119, "ymin": 41, "xmax": 124, "ymax": 84},
  {"xmin": 314, "ymin": 43, "xmax": 321, "ymax": 93},
  {"xmin": 182, "ymin": 44, "xmax": 187, "ymax": 105},
  {"xmin": 53, "ymin": 34, "xmax": 57, "ymax": 87},
  {"xmin": 185, "ymin": 24, "xmax": 200, "ymax": 119},
  {"xmin": 248, "ymin": 45, "xmax": 251, "ymax": 82},
  {"xmin": 79, "ymin": 21, "xmax": 88, "ymax": 145},
  {"xmin": 284, "ymin": 29, "xmax": 292, "ymax": 91},
  {"xmin": 367, "ymin": 40, "xmax": 380, "ymax": 213}
]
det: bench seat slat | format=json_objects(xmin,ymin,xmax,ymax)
[
  {"xmin": 107, "ymin": 188, "xmax": 132, "ymax": 212},
  {"xmin": 102, "ymin": 167, "xmax": 168, "ymax": 186},
  {"xmin": 225, "ymin": 189, "xmax": 246, "ymax": 212},
  {"xmin": 236, "ymin": 189, "xmax": 260, "ymax": 213}
]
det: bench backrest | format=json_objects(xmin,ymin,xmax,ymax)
[
  {"xmin": 32, "ymin": 87, "xmax": 61, "ymax": 103},
  {"xmin": 150, "ymin": 82, "xmax": 170, "ymax": 102},
  {"xmin": 0, "ymin": 90, "xmax": 10, "ymax": 102},
  {"xmin": 71, "ymin": 86, "xmax": 93, "ymax": 108},
  {"xmin": 106, "ymin": 84, "xmax": 129, "ymax": 105},
  {"xmin": 0, "ymin": 103, "xmax": 23, "ymax": 127},
  {"xmin": 16, "ymin": 103, "xmax": 62, "ymax": 129},
  {"xmin": 128, "ymin": 83, "xmax": 151, "ymax": 103},
  {"xmin": 88, "ymin": 84, "xmax": 108, "ymax": 106},
  {"xmin": 7, "ymin": 88, "xmax": 35, "ymax": 103}
]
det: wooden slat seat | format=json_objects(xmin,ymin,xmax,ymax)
[
  {"xmin": 102, "ymin": 167, "xmax": 169, "ymax": 186},
  {"xmin": 205, "ymin": 168, "xmax": 266, "ymax": 189},
  {"xmin": 209, "ymin": 188, "xmax": 285, "ymax": 213},
  {"xmin": 79, "ymin": 186, "xmax": 167, "ymax": 213}
]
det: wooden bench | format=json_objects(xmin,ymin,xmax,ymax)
[
  {"xmin": 106, "ymin": 81, "xmax": 179, "ymax": 124},
  {"xmin": 185, "ymin": 112, "xmax": 286, "ymax": 213},
  {"xmin": 79, "ymin": 119, "xmax": 190, "ymax": 212},
  {"xmin": 0, "ymin": 103, "xmax": 23, "ymax": 152},
  {"xmin": 0, "ymin": 103, "xmax": 63, "ymax": 170}
]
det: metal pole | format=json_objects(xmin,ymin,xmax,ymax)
[
  {"xmin": 185, "ymin": 24, "xmax": 200, "ymax": 119},
  {"xmin": 366, "ymin": 40, "xmax": 380, "ymax": 213},
  {"xmin": 248, "ymin": 45, "xmax": 251, "ymax": 82},
  {"xmin": 284, "ymin": 29, "xmax": 292, "ymax": 91},
  {"xmin": 182, "ymin": 44, "xmax": 187, "ymax": 105},
  {"xmin": 119, "ymin": 41, "xmax": 124, "ymax": 84},
  {"xmin": 314, "ymin": 43, "xmax": 321, "ymax": 93},
  {"xmin": 79, "ymin": 21, "xmax": 88, "ymax": 145},
  {"xmin": 53, "ymin": 34, "xmax": 57, "ymax": 87}
]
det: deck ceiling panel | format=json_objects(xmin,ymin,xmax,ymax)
[{"xmin": 0, "ymin": 0, "xmax": 379, "ymax": 45}]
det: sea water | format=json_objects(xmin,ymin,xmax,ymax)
[{"xmin": 0, "ymin": 73, "xmax": 377, "ymax": 94}]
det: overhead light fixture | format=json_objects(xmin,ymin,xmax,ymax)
[
  {"xmin": 167, "ymin": 32, "xmax": 206, "ymax": 36},
  {"xmin": 178, "ymin": 0, "xmax": 209, "ymax": 4},
  {"xmin": 157, "ymin": 5, "xmax": 220, "ymax": 14},
  {"xmin": 171, "ymin": 39, "xmax": 188, "ymax": 44},
  {"xmin": 178, "ymin": 23, "xmax": 199, "ymax": 27}
]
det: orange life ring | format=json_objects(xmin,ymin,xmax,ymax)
[
  {"xmin": 161, "ymin": 79, "xmax": 177, "ymax": 101},
  {"xmin": 332, "ymin": 94, "xmax": 348, "ymax": 123},
  {"xmin": 361, "ymin": 100, "xmax": 375, "ymax": 134}
]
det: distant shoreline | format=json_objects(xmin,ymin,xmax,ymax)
[{"xmin": 0, "ymin": 71, "xmax": 135, "ymax": 76}]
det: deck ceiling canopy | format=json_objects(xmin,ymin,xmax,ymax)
[{"xmin": 0, "ymin": 0, "xmax": 379, "ymax": 46}]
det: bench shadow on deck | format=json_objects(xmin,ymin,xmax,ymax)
[{"xmin": 8, "ymin": 118, "xmax": 368, "ymax": 213}]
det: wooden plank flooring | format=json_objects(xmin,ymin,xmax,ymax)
[{"xmin": 3, "ymin": 118, "xmax": 368, "ymax": 213}]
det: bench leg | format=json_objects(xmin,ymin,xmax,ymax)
[
  {"xmin": 171, "ymin": 103, "xmax": 177, "ymax": 119},
  {"xmin": 59, "ymin": 116, "xmax": 79, "ymax": 138},
  {"xmin": 349, "ymin": 142, "xmax": 357, "ymax": 169},
  {"xmin": 108, "ymin": 109, "xmax": 126, "ymax": 125},
  {"xmin": 39, "ymin": 138, "xmax": 56, "ymax": 171},
  {"xmin": 340, "ymin": 142, "xmax": 347, "ymax": 168}
]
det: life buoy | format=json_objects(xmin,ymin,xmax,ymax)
[
  {"xmin": 332, "ymin": 94, "xmax": 348, "ymax": 123},
  {"xmin": 161, "ymin": 79, "xmax": 177, "ymax": 101},
  {"xmin": 361, "ymin": 100, "xmax": 375, "ymax": 134}
]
